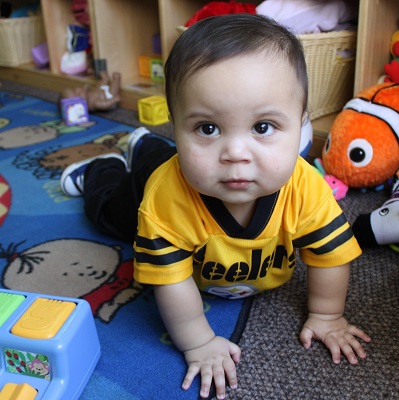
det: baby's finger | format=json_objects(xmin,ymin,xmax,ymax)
[
  {"xmin": 213, "ymin": 364, "xmax": 227, "ymax": 399},
  {"xmin": 223, "ymin": 356, "xmax": 238, "ymax": 390},
  {"xmin": 229, "ymin": 342, "xmax": 242, "ymax": 364},
  {"xmin": 199, "ymin": 365, "xmax": 213, "ymax": 399},
  {"xmin": 299, "ymin": 326, "xmax": 313, "ymax": 349},
  {"xmin": 347, "ymin": 335, "xmax": 367, "ymax": 359},
  {"xmin": 182, "ymin": 364, "xmax": 199, "ymax": 391},
  {"xmin": 347, "ymin": 324, "xmax": 372, "ymax": 343},
  {"xmin": 324, "ymin": 335, "xmax": 342, "ymax": 364},
  {"xmin": 338, "ymin": 335, "xmax": 359, "ymax": 364}
]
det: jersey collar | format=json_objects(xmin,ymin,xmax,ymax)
[{"xmin": 200, "ymin": 192, "xmax": 279, "ymax": 239}]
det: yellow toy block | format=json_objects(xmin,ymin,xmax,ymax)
[
  {"xmin": 0, "ymin": 383, "xmax": 37, "ymax": 400},
  {"xmin": 138, "ymin": 96, "xmax": 169, "ymax": 125}
]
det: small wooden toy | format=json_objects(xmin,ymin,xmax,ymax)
[
  {"xmin": 0, "ymin": 289, "xmax": 101, "ymax": 400},
  {"xmin": 31, "ymin": 43, "xmax": 49, "ymax": 69},
  {"xmin": 150, "ymin": 59, "xmax": 164, "ymax": 82},
  {"xmin": 138, "ymin": 55, "xmax": 163, "ymax": 81},
  {"xmin": 61, "ymin": 72, "xmax": 121, "ymax": 112},
  {"xmin": 60, "ymin": 97, "xmax": 89, "ymax": 126},
  {"xmin": 138, "ymin": 95, "xmax": 169, "ymax": 125}
]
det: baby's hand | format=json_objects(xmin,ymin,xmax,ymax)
[
  {"xmin": 300, "ymin": 314, "xmax": 371, "ymax": 364},
  {"xmin": 182, "ymin": 336, "xmax": 241, "ymax": 399}
]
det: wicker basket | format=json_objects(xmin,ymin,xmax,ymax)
[
  {"xmin": 0, "ymin": 16, "xmax": 45, "ymax": 67},
  {"xmin": 300, "ymin": 30, "xmax": 357, "ymax": 120},
  {"xmin": 176, "ymin": 26, "xmax": 356, "ymax": 120}
]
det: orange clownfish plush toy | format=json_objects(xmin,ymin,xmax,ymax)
[{"xmin": 322, "ymin": 82, "xmax": 399, "ymax": 189}]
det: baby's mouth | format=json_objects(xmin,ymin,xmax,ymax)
[{"xmin": 222, "ymin": 179, "xmax": 251, "ymax": 190}]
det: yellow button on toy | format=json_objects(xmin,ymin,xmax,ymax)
[
  {"xmin": 0, "ymin": 383, "xmax": 37, "ymax": 400},
  {"xmin": 11, "ymin": 298, "xmax": 76, "ymax": 339}
]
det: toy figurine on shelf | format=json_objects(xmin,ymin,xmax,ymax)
[
  {"xmin": 184, "ymin": 1, "xmax": 257, "ymax": 27},
  {"xmin": 384, "ymin": 31, "xmax": 399, "ymax": 83},
  {"xmin": 60, "ymin": 71, "xmax": 121, "ymax": 112}
]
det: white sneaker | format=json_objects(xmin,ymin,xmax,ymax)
[
  {"xmin": 126, "ymin": 127, "xmax": 175, "ymax": 171},
  {"xmin": 126, "ymin": 127, "xmax": 151, "ymax": 170},
  {"xmin": 60, "ymin": 153, "xmax": 127, "ymax": 197}
]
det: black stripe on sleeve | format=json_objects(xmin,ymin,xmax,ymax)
[
  {"xmin": 135, "ymin": 235, "xmax": 174, "ymax": 251},
  {"xmin": 293, "ymin": 213, "xmax": 348, "ymax": 248},
  {"xmin": 307, "ymin": 227, "xmax": 355, "ymax": 255},
  {"xmin": 135, "ymin": 248, "xmax": 193, "ymax": 265}
]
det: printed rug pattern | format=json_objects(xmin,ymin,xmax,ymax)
[{"xmin": 0, "ymin": 91, "xmax": 249, "ymax": 399}]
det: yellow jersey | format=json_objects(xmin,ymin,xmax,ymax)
[{"xmin": 133, "ymin": 155, "xmax": 361, "ymax": 299}]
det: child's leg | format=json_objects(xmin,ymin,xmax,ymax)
[
  {"xmin": 83, "ymin": 129, "xmax": 176, "ymax": 242},
  {"xmin": 83, "ymin": 157, "xmax": 133, "ymax": 241}
]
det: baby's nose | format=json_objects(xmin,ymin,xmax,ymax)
[{"xmin": 220, "ymin": 136, "xmax": 251, "ymax": 163}]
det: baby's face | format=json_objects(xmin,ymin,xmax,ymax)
[{"xmin": 173, "ymin": 53, "xmax": 304, "ymax": 211}]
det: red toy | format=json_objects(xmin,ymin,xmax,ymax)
[
  {"xmin": 184, "ymin": 1, "xmax": 257, "ymax": 27},
  {"xmin": 71, "ymin": 0, "xmax": 90, "ymax": 27},
  {"xmin": 384, "ymin": 31, "xmax": 399, "ymax": 83}
]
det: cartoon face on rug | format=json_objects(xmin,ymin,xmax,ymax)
[
  {"xmin": 40, "ymin": 142, "xmax": 123, "ymax": 170},
  {"xmin": 12, "ymin": 131, "xmax": 130, "ymax": 180},
  {"xmin": 2, "ymin": 239, "xmax": 116, "ymax": 296},
  {"xmin": 0, "ymin": 126, "xmax": 59, "ymax": 149},
  {"xmin": 1, "ymin": 238, "xmax": 143, "ymax": 322},
  {"xmin": 0, "ymin": 120, "xmax": 96, "ymax": 150}
]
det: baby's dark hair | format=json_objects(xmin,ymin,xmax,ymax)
[{"xmin": 165, "ymin": 13, "xmax": 308, "ymax": 119}]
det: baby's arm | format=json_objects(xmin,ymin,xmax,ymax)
[
  {"xmin": 300, "ymin": 264, "xmax": 371, "ymax": 364},
  {"xmin": 154, "ymin": 276, "xmax": 241, "ymax": 399}
]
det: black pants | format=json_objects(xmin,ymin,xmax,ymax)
[{"xmin": 83, "ymin": 143, "xmax": 177, "ymax": 242}]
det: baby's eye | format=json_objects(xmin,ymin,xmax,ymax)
[
  {"xmin": 252, "ymin": 122, "xmax": 275, "ymax": 136},
  {"xmin": 197, "ymin": 123, "xmax": 220, "ymax": 136}
]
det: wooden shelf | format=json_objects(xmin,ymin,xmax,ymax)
[
  {"xmin": 1, "ymin": 0, "xmax": 399, "ymax": 138},
  {"xmin": 354, "ymin": 0, "xmax": 399, "ymax": 94},
  {"xmin": 89, "ymin": 0, "xmax": 160, "ymax": 85},
  {"xmin": 0, "ymin": 63, "xmax": 163, "ymax": 112}
]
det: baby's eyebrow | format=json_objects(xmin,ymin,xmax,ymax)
[
  {"xmin": 252, "ymin": 110, "xmax": 290, "ymax": 122},
  {"xmin": 184, "ymin": 111, "xmax": 217, "ymax": 121}
]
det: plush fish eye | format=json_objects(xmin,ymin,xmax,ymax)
[
  {"xmin": 379, "ymin": 207, "xmax": 389, "ymax": 216},
  {"xmin": 347, "ymin": 138, "xmax": 373, "ymax": 167},
  {"xmin": 324, "ymin": 133, "xmax": 332, "ymax": 154}
]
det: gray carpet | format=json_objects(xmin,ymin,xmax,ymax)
[
  {"xmin": 1, "ymin": 79, "xmax": 398, "ymax": 400},
  {"xmin": 229, "ymin": 189, "xmax": 399, "ymax": 400}
]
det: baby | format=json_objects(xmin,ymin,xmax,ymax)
[{"xmin": 61, "ymin": 14, "xmax": 371, "ymax": 400}]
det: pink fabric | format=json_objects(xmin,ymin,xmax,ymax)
[{"xmin": 256, "ymin": 0, "xmax": 358, "ymax": 34}]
